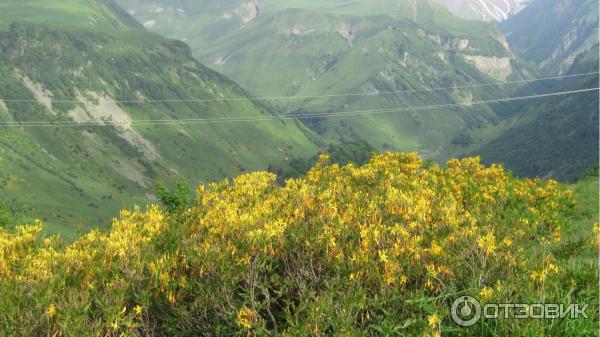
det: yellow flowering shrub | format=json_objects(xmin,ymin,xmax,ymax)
[{"xmin": 0, "ymin": 153, "xmax": 592, "ymax": 336}]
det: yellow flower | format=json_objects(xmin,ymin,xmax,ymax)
[
  {"xmin": 428, "ymin": 314, "xmax": 440, "ymax": 327},
  {"xmin": 47, "ymin": 304, "xmax": 56, "ymax": 318},
  {"xmin": 479, "ymin": 287, "xmax": 493, "ymax": 301},
  {"xmin": 167, "ymin": 291, "xmax": 176, "ymax": 304},
  {"xmin": 429, "ymin": 241, "xmax": 442, "ymax": 256},
  {"xmin": 548, "ymin": 263, "xmax": 559, "ymax": 273},
  {"xmin": 236, "ymin": 308, "xmax": 256, "ymax": 329},
  {"xmin": 134, "ymin": 305, "xmax": 143, "ymax": 315},
  {"xmin": 501, "ymin": 238, "xmax": 513, "ymax": 247},
  {"xmin": 399, "ymin": 275, "xmax": 408, "ymax": 285},
  {"xmin": 378, "ymin": 250, "xmax": 389, "ymax": 263},
  {"xmin": 477, "ymin": 233, "xmax": 496, "ymax": 255},
  {"xmin": 426, "ymin": 263, "xmax": 438, "ymax": 278}
]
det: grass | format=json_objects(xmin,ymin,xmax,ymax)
[{"xmin": 568, "ymin": 173, "xmax": 599, "ymax": 241}]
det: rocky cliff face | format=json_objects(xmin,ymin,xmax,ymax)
[
  {"xmin": 432, "ymin": 0, "xmax": 531, "ymax": 21},
  {"xmin": 462, "ymin": 55, "xmax": 513, "ymax": 80},
  {"xmin": 501, "ymin": 0, "xmax": 599, "ymax": 75},
  {"xmin": 233, "ymin": 0, "xmax": 261, "ymax": 24},
  {"xmin": 539, "ymin": 13, "xmax": 598, "ymax": 74}
]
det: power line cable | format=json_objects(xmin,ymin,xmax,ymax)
[{"xmin": 2, "ymin": 87, "xmax": 596, "ymax": 127}]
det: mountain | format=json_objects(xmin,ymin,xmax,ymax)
[
  {"xmin": 118, "ymin": 0, "xmax": 531, "ymax": 157},
  {"xmin": 460, "ymin": 0, "xmax": 600, "ymax": 181},
  {"xmin": 431, "ymin": 0, "xmax": 530, "ymax": 21},
  {"xmin": 0, "ymin": 0, "xmax": 320, "ymax": 236},
  {"xmin": 501, "ymin": 0, "xmax": 599, "ymax": 75}
]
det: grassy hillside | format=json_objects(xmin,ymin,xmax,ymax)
[
  {"xmin": 0, "ymin": 0, "xmax": 321, "ymax": 237},
  {"xmin": 570, "ymin": 170, "xmax": 599, "ymax": 235},
  {"xmin": 0, "ymin": 0, "xmax": 143, "ymax": 31},
  {"xmin": 1, "ymin": 152, "xmax": 597, "ymax": 336},
  {"xmin": 118, "ymin": 0, "xmax": 528, "ymax": 155}
]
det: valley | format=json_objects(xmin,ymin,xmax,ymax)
[
  {"xmin": 119, "ymin": 0, "xmax": 598, "ymax": 179},
  {"xmin": 118, "ymin": 0, "xmax": 526, "ymax": 153}
]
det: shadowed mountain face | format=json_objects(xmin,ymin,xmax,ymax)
[
  {"xmin": 432, "ymin": 0, "xmax": 530, "ymax": 21},
  {"xmin": 501, "ymin": 0, "xmax": 599, "ymax": 75},
  {"xmin": 0, "ymin": 0, "xmax": 320, "ymax": 235},
  {"xmin": 474, "ymin": 70, "xmax": 599, "ymax": 181}
]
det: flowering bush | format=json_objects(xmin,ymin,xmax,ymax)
[{"xmin": 0, "ymin": 153, "xmax": 594, "ymax": 336}]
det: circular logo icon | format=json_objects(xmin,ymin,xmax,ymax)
[{"xmin": 451, "ymin": 296, "xmax": 481, "ymax": 327}]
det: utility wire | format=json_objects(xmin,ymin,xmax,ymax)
[
  {"xmin": 0, "ymin": 72, "xmax": 597, "ymax": 104},
  {"xmin": 2, "ymin": 87, "xmax": 597, "ymax": 127}
]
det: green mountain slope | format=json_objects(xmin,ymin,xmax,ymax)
[
  {"xmin": 474, "ymin": 69, "xmax": 598, "ymax": 181},
  {"xmin": 0, "ymin": 0, "xmax": 320, "ymax": 237},
  {"xmin": 117, "ymin": 0, "xmax": 529, "ymax": 155},
  {"xmin": 460, "ymin": 0, "xmax": 600, "ymax": 181},
  {"xmin": 500, "ymin": 0, "xmax": 599, "ymax": 75}
]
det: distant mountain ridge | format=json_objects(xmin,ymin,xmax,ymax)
[
  {"xmin": 500, "ymin": 0, "xmax": 599, "ymax": 75},
  {"xmin": 431, "ymin": 0, "xmax": 531, "ymax": 21}
]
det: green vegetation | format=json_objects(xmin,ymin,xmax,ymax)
[
  {"xmin": 569, "ymin": 168, "xmax": 599, "ymax": 240},
  {"xmin": 0, "ymin": 198, "xmax": 24, "ymax": 230},
  {"xmin": 1, "ymin": 153, "xmax": 597, "ymax": 336},
  {"xmin": 438, "ymin": 0, "xmax": 599, "ymax": 182},
  {"xmin": 269, "ymin": 140, "xmax": 375, "ymax": 182},
  {"xmin": 475, "ymin": 80, "xmax": 598, "ymax": 181},
  {"xmin": 0, "ymin": 0, "xmax": 321, "ymax": 236},
  {"xmin": 0, "ymin": 0, "xmax": 142, "ymax": 32},
  {"xmin": 154, "ymin": 179, "xmax": 193, "ymax": 214}
]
